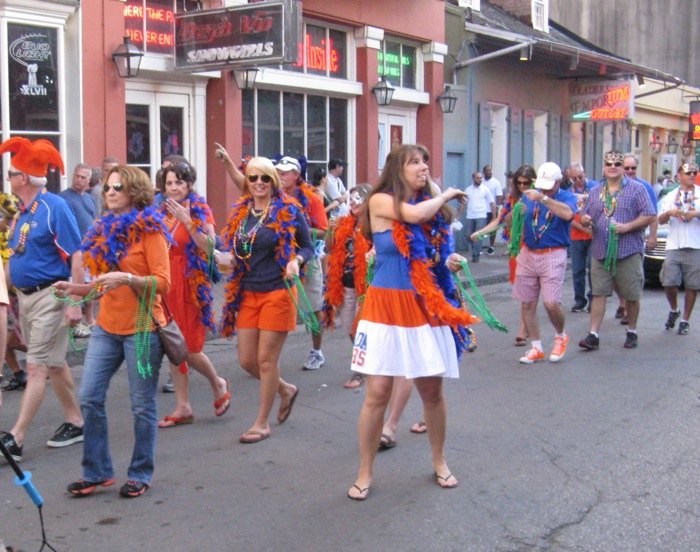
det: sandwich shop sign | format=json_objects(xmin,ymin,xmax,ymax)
[{"xmin": 174, "ymin": 0, "xmax": 300, "ymax": 72}]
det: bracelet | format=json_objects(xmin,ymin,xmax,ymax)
[
  {"xmin": 295, "ymin": 255, "xmax": 304, "ymax": 266},
  {"xmin": 127, "ymin": 273, "xmax": 133, "ymax": 287}
]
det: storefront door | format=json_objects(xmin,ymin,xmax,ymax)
[
  {"xmin": 378, "ymin": 108, "xmax": 416, "ymax": 171},
  {"xmin": 125, "ymin": 90, "xmax": 190, "ymax": 184}
]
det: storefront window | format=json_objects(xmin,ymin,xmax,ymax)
[
  {"xmin": 245, "ymin": 90, "xmax": 347, "ymax": 170},
  {"xmin": 124, "ymin": 0, "xmax": 198, "ymax": 55},
  {"xmin": 378, "ymin": 40, "xmax": 417, "ymax": 90},
  {"xmin": 8, "ymin": 24, "xmax": 59, "ymax": 132},
  {"xmin": 290, "ymin": 23, "xmax": 347, "ymax": 79},
  {"xmin": 126, "ymin": 104, "xmax": 151, "ymax": 168}
]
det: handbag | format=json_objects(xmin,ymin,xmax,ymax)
[{"xmin": 153, "ymin": 316, "xmax": 189, "ymax": 366}]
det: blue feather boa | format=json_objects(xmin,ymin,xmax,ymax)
[{"xmin": 406, "ymin": 195, "xmax": 475, "ymax": 359}]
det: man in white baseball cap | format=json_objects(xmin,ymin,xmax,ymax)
[{"xmin": 511, "ymin": 161, "xmax": 578, "ymax": 365}]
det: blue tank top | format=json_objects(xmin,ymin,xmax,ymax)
[{"xmin": 370, "ymin": 230, "xmax": 412, "ymax": 290}]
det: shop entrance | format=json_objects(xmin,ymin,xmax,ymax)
[
  {"xmin": 378, "ymin": 108, "xmax": 416, "ymax": 172},
  {"xmin": 125, "ymin": 90, "xmax": 190, "ymax": 185}
]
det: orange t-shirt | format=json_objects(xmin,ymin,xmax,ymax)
[
  {"xmin": 570, "ymin": 213, "xmax": 592, "ymax": 241},
  {"xmin": 96, "ymin": 232, "xmax": 171, "ymax": 335},
  {"xmin": 306, "ymin": 189, "xmax": 329, "ymax": 231}
]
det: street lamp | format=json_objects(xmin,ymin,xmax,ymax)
[
  {"xmin": 666, "ymin": 136, "xmax": 679, "ymax": 154},
  {"xmin": 681, "ymin": 140, "xmax": 694, "ymax": 156},
  {"xmin": 650, "ymin": 135, "xmax": 662, "ymax": 153},
  {"xmin": 436, "ymin": 85, "xmax": 458, "ymax": 114},
  {"xmin": 232, "ymin": 67, "xmax": 259, "ymax": 90},
  {"xmin": 111, "ymin": 36, "xmax": 144, "ymax": 79},
  {"xmin": 371, "ymin": 76, "xmax": 394, "ymax": 106}
]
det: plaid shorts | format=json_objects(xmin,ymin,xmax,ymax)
[{"xmin": 512, "ymin": 246, "xmax": 568, "ymax": 303}]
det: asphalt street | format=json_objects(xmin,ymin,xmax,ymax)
[{"xmin": 1, "ymin": 248, "xmax": 699, "ymax": 552}]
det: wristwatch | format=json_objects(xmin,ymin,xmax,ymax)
[
  {"xmin": 186, "ymin": 222, "xmax": 194, "ymax": 232},
  {"xmin": 541, "ymin": 196, "xmax": 549, "ymax": 204}
]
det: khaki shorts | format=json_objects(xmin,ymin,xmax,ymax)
[
  {"xmin": 590, "ymin": 254, "xmax": 644, "ymax": 301},
  {"xmin": 18, "ymin": 286, "xmax": 69, "ymax": 366},
  {"xmin": 302, "ymin": 257, "xmax": 324, "ymax": 312},
  {"xmin": 661, "ymin": 249, "xmax": 700, "ymax": 290}
]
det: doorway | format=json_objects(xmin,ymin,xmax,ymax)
[
  {"xmin": 378, "ymin": 108, "xmax": 416, "ymax": 173},
  {"xmin": 126, "ymin": 90, "xmax": 190, "ymax": 186}
]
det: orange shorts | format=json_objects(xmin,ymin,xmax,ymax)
[{"xmin": 237, "ymin": 288, "xmax": 297, "ymax": 332}]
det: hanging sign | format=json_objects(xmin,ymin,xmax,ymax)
[
  {"xmin": 569, "ymin": 80, "xmax": 634, "ymax": 121},
  {"xmin": 689, "ymin": 101, "xmax": 700, "ymax": 141},
  {"xmin": 174, "ymin": 0, "xmax": 300, "ymax": 72}
]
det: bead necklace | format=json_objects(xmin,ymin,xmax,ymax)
[
  {"xmin": 134, "ymin": 275, "xmax": 157, "ymax": 378},
  {"xmin": 8, "ymin": 187, "xmax": 46, "ymax": 256},
  {"xmin": 531, "ymin": 203, "xmax": 554, "ymax": 243},
  {"xmin": 167, "ymin": 217, "xmax": 180, "ymax": 251},
  {"xmin": 233, "ymin": 201, "xmax": 270, "ymax": 260},
  {"xmin": 600, "ymin": 180, "xmax": 621, "ymax": 218},
  {"xmin": 674, "ymin": 187, "xmax": 696, "ymax": 223}
]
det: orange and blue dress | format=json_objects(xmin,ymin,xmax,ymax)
[{"xmin": 351, "ymin": 230, "xmax": 464, "ymax": 379}]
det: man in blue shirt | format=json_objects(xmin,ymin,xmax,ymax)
[
  {"xmin": 0, "ymin": 137, "xmax": 84, "ymax": 463},
  {"xmin": 511, "ymin": 162, "xmax": 577, "ymax": 364},
  {"xmin": 60, "ymin": 163, "xmax": 96, "ymax": 337}
]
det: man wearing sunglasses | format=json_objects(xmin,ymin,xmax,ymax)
[
  {"xmin": 0, "ymin": 137, "xmax": 85, "ymax": 462},
  {"xmin": 657, "ymin": 163, "xmax": 700, "ymax": 335},
  {"xmin": 578, "ymin": 151, "xmax": 656, "ymax": 351}
]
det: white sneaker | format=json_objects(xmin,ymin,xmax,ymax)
[{"xmin": 303, "ymin": 350, "xmax": 325, "ymax": 370}]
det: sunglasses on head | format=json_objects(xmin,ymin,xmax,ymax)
[
  {"xmin": 604, "ymin": 162, "xmax": 623, "ymax": 167},
  {"xmin": 623, "ymin": 166, "xmax": 637, "ymax": 171},
  {"xmin": 684, "ymin": 171, "xmax": 698, "ymax": 176},
  {"xmin": 247, "ymin": 174, "xmax": 273, "ymax": 184},
  {"xmin": 103, "ymin": 182, "xmax": 124, "ymax": 193}
]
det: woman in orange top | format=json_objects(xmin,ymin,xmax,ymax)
[{"xmin": 56, "ymin": 166, "xmax": 170, "ymax": 499}]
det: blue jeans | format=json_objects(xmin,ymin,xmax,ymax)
[
  {"xmin": 79, "ymin": 325, "xmax": 163, "ymax": 484},
  {"xmin": 570, "ymin": 239, "xmax": 592, "ymax": 306},
  {"xmin": 464, "ymin": 217, "xmax": 487, "ymax": 258}
]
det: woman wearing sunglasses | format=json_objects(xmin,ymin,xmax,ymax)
[
  {"xmin": 219, "ymin": 157, "xmax": 314, "ymax": 443},
  {"xmin": 156, "ymin": 163, "xmax": 230, "ymax": 429},
  {"xmin": 56, "ymin": 166, "xmax": 170, "ymax": 498},
  {"xmin": 470, "ymin": 164, "xmax": 535, "ymax": 346}
]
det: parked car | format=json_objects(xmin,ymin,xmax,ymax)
[{"xmin": 644, "ymin": 219, "xmax": 668, "ymax": 287}]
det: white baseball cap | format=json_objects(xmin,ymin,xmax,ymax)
[
  {"xmin": 535, "ymin": 162, "xmax": 563, "ymax": 190},
  {"xmin": 275, "ymin": 156, "xmax": 301, "ymax": 172}
]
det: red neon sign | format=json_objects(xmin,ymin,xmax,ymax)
[
  {"xmin": 294, "ymin": 34, "xmax": 340, "ymax": 74},
  {"xmin": 125, "ymin": 1, "xmax": 175, "ymax": 55}
]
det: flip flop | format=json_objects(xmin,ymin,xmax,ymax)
[
  {"xmin": 277, "ymin": 386, "xmax": 299, "ymax": 424},
  {"xmin": 239, "ymin": 430, "xmax": 270, "ymax": 444},
  {"xmin": 347, "ymin": 484, "xmax": 370, "ymax": 501},
  {"xmin": 214, "ymin": 378, "xmax": 231, "ymax": 417},
  {"xmin": 514, "ymin": 337, "xmax": 527, "ymax": 347},
  {"xmin": 157, "ymin": 415, "xmax": 194, "ymax": 428},
  {"xmin": 435, "ymin": 472, "xmax": 459, "ymax": 489},
  {"xmin": 410, "ymin": 421, "xmax": 428, "ymax": 434},
  {"xmin": 378, "ymin": 433, "xmax": 397, "ymax": 451}
]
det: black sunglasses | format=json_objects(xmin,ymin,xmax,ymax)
[
  {"xmin": 684, "ymin": 171, "xmax": 698, "ymax": 176},
  {"xmin": 103, "ymin": 182, "xmax": 125, "ymax": 193},
  {"xmin": 7, "ymin": 170, "xmax": 23, "ymax": 179},
  {"xmin": 516, "ymin": 179, "xmax": 531, "ymax": 185},
  {"xmin": 604, "ymin": 162, "xmax": 623, "ymax": 167},
  {"xmin": 623, "ymin": 166, "xmax": 637, "ymax": 171},
  {"xmin": 247, "ymin": 174, "xmax": 273, "ymax": 184}
]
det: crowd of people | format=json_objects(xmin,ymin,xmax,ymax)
[{"xmin": 0, "ymin": 137, "xmax": 698, "ymax": 503}]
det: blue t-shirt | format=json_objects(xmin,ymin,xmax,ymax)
[
  {"xmin": 633, "ymin": 177, "xmax": 658, "ymax": 213},
  {"xmin": 522, "ymin": 188, "xmax": 578, "ymax": 249},
  {"xmin": 60, "ymin": 188, "xmax": 96, "ymax": 236},
  {"xmin": 9, "ymin": 190, "xmax": 82, "ymax": 288}
]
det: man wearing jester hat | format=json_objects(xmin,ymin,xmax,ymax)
[
  {"xmin": 0, "ymin": 137, "xmax": 85, "ymax": 463},
  {"xmin": 579, "ymin": 150, "xmax": 656, "ymax": 351}
]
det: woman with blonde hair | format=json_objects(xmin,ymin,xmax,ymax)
[{"xmin": 219, "ymin": 157, "xmax": 314, "ymax": 443}]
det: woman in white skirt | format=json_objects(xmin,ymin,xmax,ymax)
[{"xmin": 347, "ymin": 144, "xmax": 477, "ymax": 500}]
